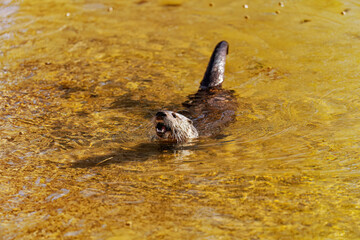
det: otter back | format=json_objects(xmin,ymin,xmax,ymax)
[{"xmin": 182, "ymin": 88, "xmax": 237, "ymax": 137}]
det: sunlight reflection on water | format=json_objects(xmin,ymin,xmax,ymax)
[{"xmin": 1, "ymin": 0, "xmax": 360, "ymax": 239}]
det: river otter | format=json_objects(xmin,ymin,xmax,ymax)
[{"xmin": 154, "ymin": 41, "xmax": 237, "ymax": 143}]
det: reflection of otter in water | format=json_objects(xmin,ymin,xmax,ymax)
[{"xmin": 154, "ymin": 41, "xmax": 237, "ymax": 143}]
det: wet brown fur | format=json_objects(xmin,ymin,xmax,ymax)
[{"xmin": 153, "ymin": 41, "xmax": 237, "ymax": 143}]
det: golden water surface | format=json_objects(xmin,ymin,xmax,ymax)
[{"xmin": 1, "ymin": 0, "xmax": 360, "ymax": 239}]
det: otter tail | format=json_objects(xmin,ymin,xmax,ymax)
[{"xmin": 199, "ymin": 41, "xmax": 229, "ymax": 90}]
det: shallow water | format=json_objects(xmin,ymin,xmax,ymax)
[{"xmin": 1, "ymin": 0, "xmax": 360, "ymax": 239}]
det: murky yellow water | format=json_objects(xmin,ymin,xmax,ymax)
[{"xmin": 1, "ymin": 0, "xmax": 360, "ymax": 239}]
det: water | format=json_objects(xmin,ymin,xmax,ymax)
[{"xmin": 1, "ymin": 0, "xmax": 360, "ymax": 239}]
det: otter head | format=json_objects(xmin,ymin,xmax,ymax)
[{"xmin": 153, "ymin": 110, "xmax": 198, "ymax": 143}]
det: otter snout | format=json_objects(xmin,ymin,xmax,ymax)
[
  {"xmin": 156, "ymin": 111, "xmax": 167, "ymax": 120},
  {"xmin": 154, "ymin": 111, "xmax": 172, "ymax": 139}
]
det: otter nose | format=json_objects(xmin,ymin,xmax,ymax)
[{"xmin": 156, "ymin": 111, "xmax": 167, "ymax": 120}]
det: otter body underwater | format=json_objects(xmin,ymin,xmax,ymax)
[{"xmin": 154, "ymin": 41, "xmax": 238, "ymax": 143}]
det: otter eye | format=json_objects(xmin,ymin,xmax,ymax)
[{"xmin": 172, "ymin": 113, "xmax": 177, "ymax": 118}]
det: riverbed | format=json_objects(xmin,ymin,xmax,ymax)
[{"xmin": 1, "ymin": 0, "xmax": 360, "ymax": 239}]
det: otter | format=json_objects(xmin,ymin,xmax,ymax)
[{"xmin": 154, "ymin": 41, "xmax": 237, "ymax": 143}]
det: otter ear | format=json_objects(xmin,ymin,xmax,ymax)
[
  {"xmin": 171, "ymin": 112, "xmax": 177, "ymax": 118},
  {"xmin": 187, "ymin": 119, "xmax": 193, "ymax": 124}
]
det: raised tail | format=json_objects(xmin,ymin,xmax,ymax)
[{"xmin": 199, "ymin": 41, "xmax": 229, "ymax": 90}]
